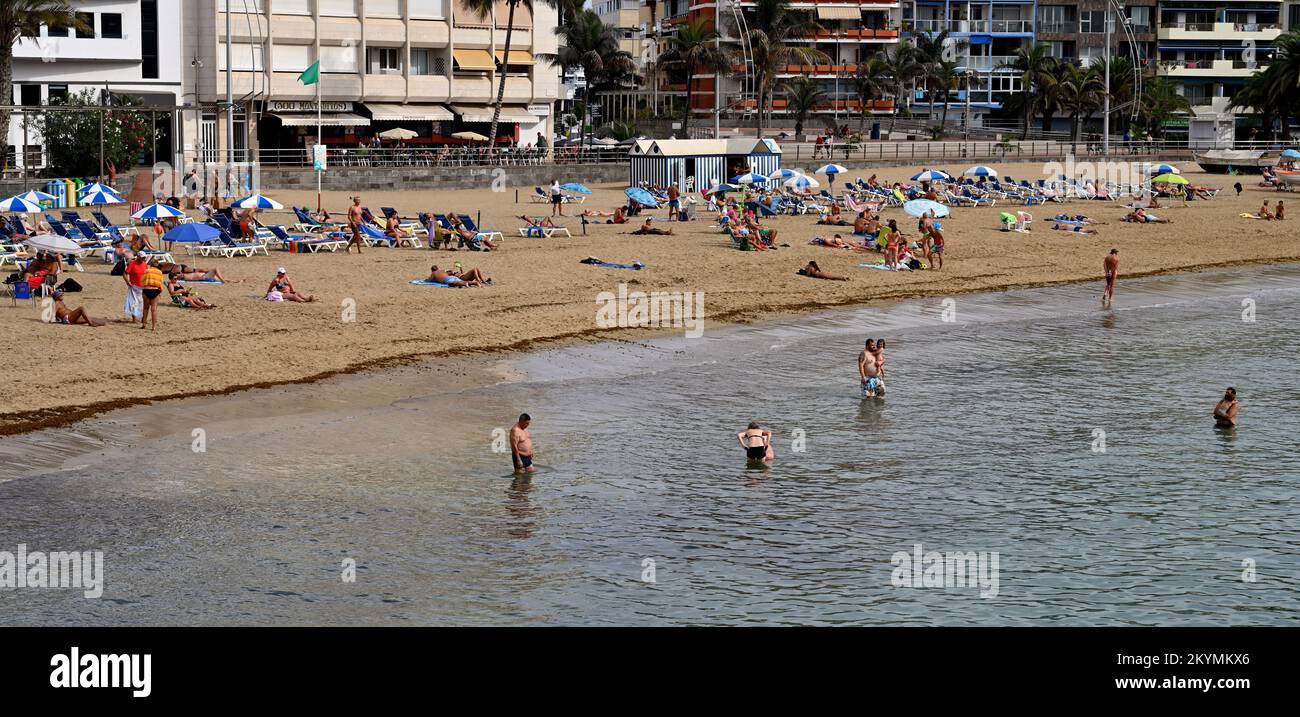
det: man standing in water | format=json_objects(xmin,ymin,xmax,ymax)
[
  {"xmin": 1103, "ymin": 249, "xmax": 1119, "ymax": 307},
  {"xmin": 346, "ymin": 196, "xmax": 365, "ymax": 254},
  {"xmin": 736, "ymin": 422, "xmax": 774, "ymax": 464},
  {"xmin": 510, "ymin": 413, "xmax": 535, "ymax": 473},
  {"xmin": 1214, "ymin": 388, "xmax": 1238, "ymax": 427},
  {"xmin": 859, "ymin": 339, "xmax": 884, "ymax": 398}
]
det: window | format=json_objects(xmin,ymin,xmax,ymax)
[
  {"xmin": 276, "ymin": 0, "xmax": 312, "ymax": 13},
  {"xmin": 1127, "ymin": 6, "xmax": 1151, "ymax": 32},
  {"xmin": 411, "ymin": 48, "xmax": 433, "ymax": 75},
  {"xmin": 368, "ymin": 0, "xmax": 401, "ymax": 17},
  {"xmin": 435, "ymin": 56, "xmax": 447, "ymax": 74},
  {"xmin": 18, "ymin": 84, "xmax": 41, "ymax": 107},
  {"xmin": 410, "ymin": 0, "xmax": 445, "ymax": 19},
  {"xmin": 319, "ymin": 0, "xmax": 356, "ymax": 16},
  {"xmin": 46, "ymin": 22, "xmax": 68, "ymax": 37},
  {"xmin": 141, "ymin": 1, "xmax": 158, "ymax": 78},
  {"xmin": 75, "ymin": 12, "xmax": 94, "ymax": 38},
  {"xmin": 101, "ymin": 13, "xmax": 122, "ymax": 39},
  {"xmin": 321, "ymin": 43, "xmax": 359, "ymax": 73},
  {"xmin": 48, "ymin": 84, "xmax": 69, "ymax": 102},
  {"xmin": 368, "ymin": 47, "xmax": 402, "ymax": 74},
  {"xmin": 219, "ymin": 43, "xmax": 266, "ymax": 72},
  {"xmin": 1080, "ymin": 11, "xmax": 1106, "ymax": 33}
]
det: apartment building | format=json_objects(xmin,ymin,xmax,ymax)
[
  {"xmin": 1036, "ymin": 0, "xmax": 1156, "ymax": 67},
  {"xmin": 1156, "ymin": 0, "xmax": 1283, "ymax": 114},
  {"xmin": 6, "ymin": 0, "xmax": 184, "ymax": 171},
  {"xmin": 181, "ymin": 0, "xmax": 562, "ymax": 165}
]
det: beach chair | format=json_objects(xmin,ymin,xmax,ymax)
[
  {"xmin": 269, "ymin": 225, "xmax": 346, "ymax": 253},
  {"xmin": 72, "ymin": 220, "xmax": 113, "ymax": 245},
  {"xmin": 960, "ymin": 189, "xmax": 996, "ymax": 207},
  {"xmin": 216, "ymin": 227, "xmax": 267, "ymax": 256},
  {"xmin": 292, "ymin": 207, "xmax": 332, "ymax": 234},
  {"xmin": 457, "ymin": 214, "xmax": 503, "ymax": 242},
  {"xmin": 529, "ymin": 187, "xmax": 550, "ymax": 204},
  {"xmin": 359, "ymin": 222, "xmax": 398, "ymax": 247},
  {"xmin": 517, "ymin": 223, "xmax": 571, "ymax": 237},
  {"xmin": 381, "ymin": 207, "xmax": 426, "ymax": 237}
]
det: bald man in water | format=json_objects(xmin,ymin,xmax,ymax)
[
  {"xmin": 1214, "ymin": 388, "xmax": 1238, "ymax": 427},
  {"xmin": 1103, "ymin": 249, "xmax": 1119, "ymax": 308}
]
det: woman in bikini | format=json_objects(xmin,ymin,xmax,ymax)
[
  {"xmin": 736, "ymin": 422, "xmax": 774, "ymax": 464},
  {"xmin": 50, "ymin": 290, "xmax": 105, "ymax": 326},
  {"xmin": 167, "ymin": 275, "xmax": 217, "ymax": 309},
  {"xmin": 267, "ymin": 268, "xmax": 315, "ymax": 302}
]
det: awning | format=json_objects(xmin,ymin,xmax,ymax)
[
  {"xmin": 449, "ymin": 104, "xmax": 540, "ymax": 123},
  {"xmin": 453, "ymin": 48, "xmax": 495, "ymax": 72},
  {"xmin": 365, "ymin": 103, "xmax": 454, "ymax": 121},
  {"xmin": 495, "ymin": 50, "xmax": 534, "ymax": 66},
  {"xmin": 271, "ymin": 113, "xmax": 370, "ymax": 127},
  {"xmin": 816, "ymin": 6, "xmax": 860, "ymax": 20}
]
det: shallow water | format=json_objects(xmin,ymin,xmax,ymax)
[{"xmin": 2, "ymin": 265, "xmax": 1298, "ymax": 625}]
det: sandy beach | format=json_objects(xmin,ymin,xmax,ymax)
[{"xmin": 3, "ymin": 160, "xmax": 1296, "ymax": 434}]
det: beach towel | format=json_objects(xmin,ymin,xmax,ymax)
[
  {"xmin": 580, "ymin": 257, "xmax": 645, "ymax": 270},
  {"xmin": 1239, "ymin": 213, "xmax": 1267, "ymax": 219},
  {"xmin": 409, "ymin": 279, "xmax": 459, "ymax": 287},
  {"xmin": 860, "ymin": 263, "xmax": 902, "ymax": 271},
  {"xmin": 179, "ymin": 278, "xmax": 223, "ymax": 284},
  {"xmin": 860, "ymin": 259, "xmax": 928, "ymax": 271}
]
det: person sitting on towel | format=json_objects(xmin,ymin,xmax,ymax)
[
  {"xmin": 428, "ymin": 264, "xmax": 489, "ymax": 287},
  {"xmin": 631, "ymin": 218, "xmax": 674, "ymax": 236}
]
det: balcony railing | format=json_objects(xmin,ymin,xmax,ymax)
[
  {"xmin": 1037, "ymin": 21, "xmax": 1077, "ymax": 34},
  {"xmin": 963, "ymin": 55, "xmax": 1021, "ymax": 70},
  {"xmin": 906, "ymin": 19, "xmax": 1032, "ymax": 34},
  {"xmin": 798, "ymin": 28, "xmax": 900, "ymax": 40},
  {"xmin": 1159, "ymin": 22, "xmax": 1216, "ymax": 31}
]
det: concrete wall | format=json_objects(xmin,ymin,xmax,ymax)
[{"xmin": 258, "ymin": 162, "xmax": 630, "ymax": 192}]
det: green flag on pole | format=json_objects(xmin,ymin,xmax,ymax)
[{"xmin": 298, "ymin": 61, "xmax": 320, "ymax": 85}]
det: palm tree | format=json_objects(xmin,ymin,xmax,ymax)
[
  {"xmin": 658, "ymin": 17, "xmax": 730, "ymax": 134},
  {"xmin": 911, "ymin": 30, "xmax": 966, "ymax": 121},
  {"xmin": 851, "ymin": 56, "xmax": 890, "ymax": 130},
  {"xmin": 736, "ymin": 0, "xmax": 828, "ymax": 137},
  {"xmin": 999, "ymin": 43, "xmax": 1057, "ymax": 139},
  {"xmin": 928, "ymin": 59, "xmax": 962, "ymax": 128},
  {"xmin": 547, "ymin": 10, "xmax": 635, "ymax": 150},
  {"xmin": 878, "ymin": 41, "xmax": 919, "ymax": 133},
  {"xmin": 0, "ymin": 1, "xmax": 87, "ymax": 168},
  {"xmin": 1053, "ymin": 61, "xmax": 1105, "ymax": 143},
  {"xmin": 781, "ymin": 77, "xmax": 827, "ymax": 136},
  {"xmin": 1140, "ymin": 77, "xmax": 1193, "ymax": 140},
  {"xmin": 462, "ymin": 0, "xmax": 561, "ymax": 150}
]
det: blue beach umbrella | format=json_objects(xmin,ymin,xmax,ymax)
[
  {"xmin": 963, "ymin": 165, "xmax": 997, "ymax": 177},
  {"xmin": 903, "ymin": 199, "xmax": 951, "ymax": 218},
  {"xmin": 0, "ymin": 195, "xmax": 44, "ymax": 213},
  {"xmin": 730, "ymin": 172, "xmax": 769, "ymax": 184},
  {"xmin": 77, "ymin": 183, "xmax": 121, "ymax": 197},
  {"xmin": 1147, "ymin": 163, "xmax": 1179, "ymax": 175},
  {"xmin": 14, "ymin": 190, "xmax": 56, "ymax": 203},
  {"xmin": 80, "ymin": 189, "xmax": 123, "ymax": 205},
  {"xmin": 231, "ymin": 193, "xmax": 284, "ymax": 210},
  {"xmin": 1281, "ymin": 149, "xmax": 1300, "ymax": 159},
  {"xmin": 911, "ymin": 170, "xmax": 951, "ymax": 182},
  {"xmin": 816, "ymin": 164, "xmax": 847, "ymax": 176},
  {"xmin": 560, "ymin": 182, "xmax": 592, "ymax": 194},
  {"xmin": 706, "ymin": 182, "xmax": 740, "ymax": 194},
  {"xmin": 163, "ymin": 222, "xmax": 221, "ymax": 243},
  {"xmin": 768, "ymin": 168, "xmax": 801, "ymax": 181},
  {"xmin": 785, "ymin": 175, "xmax": 821, "ymax": 190},
  {"xmin": 132, "ymin": 203, "xmax": 186, "ymax": 221},
  {"xmin": 624, "ymin": 186, "xmax": 659, "ymax": 207}
]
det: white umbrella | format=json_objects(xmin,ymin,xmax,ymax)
[
  {"xmin": 0, "ymin": 196, "xmax": 44, "ymax": 213},
  {"xmin": 785, "ymin": 175, "xmax": 820, "ymax": 189},
  {"xmin": 963, "ymin": 166, "xmax": 998, "ymax": 177},
  {"xmin": 816, "ymin": 164, "xmax": 848, "ymax": 176},
  {"xmin": 80, "ymin": 189, "xmax": 123, "ymax": 205},
  {"xmin": 24, "ymin": 233, "xmax": 85, "ymax": 255},
  {"xmin": 452, "ymin": 131, "xmax": 489, "ymax": 142},
  {"xmin": 378, "ymin": 127, "xmax": 419, "ymax": 140}
]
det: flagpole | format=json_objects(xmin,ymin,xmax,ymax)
[{"xmin": 316, "ymin": 67, "xmax": 323, "ymax": 213}]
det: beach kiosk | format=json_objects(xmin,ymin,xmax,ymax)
[{"xmin": 628, "ymin": 138, "xmax": 782, "ymax": 192}]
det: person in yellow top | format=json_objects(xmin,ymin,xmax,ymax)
[{"xmin": 139, "ymin": 263, "xmax": 166, "ymax": 331}]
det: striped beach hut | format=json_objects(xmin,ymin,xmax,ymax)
[{"xmin": 628, "ymin": 138, "xmax": 782, "ymax": 192}]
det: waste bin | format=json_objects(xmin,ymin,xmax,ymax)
[{"xmin": 870, "ymin": 122, "xmax": 881, "ymax": 140}]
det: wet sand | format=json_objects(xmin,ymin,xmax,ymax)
[{"xmin": 3, "ymin": 161, "xmax": 1295, "ymax": 434}]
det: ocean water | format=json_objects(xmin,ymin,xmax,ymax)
[{"xmin": 1, "ymin": 265, "xmax": 1298, "ymax": 625}]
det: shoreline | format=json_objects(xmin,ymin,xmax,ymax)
[{"xmin": 4, "ymin": 254, "xmax": 1294, "ymax": 438}]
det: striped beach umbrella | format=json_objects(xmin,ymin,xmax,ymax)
[
  {"xmin": 730, "ymin": 172, "xmax": 769, "ymax": 184},
  {"xmin": 815, "ymin": 164, "xmax": 847, "ymax": 176},
  {"xmin": 78, "ymin": 183, "xmax": 121, "ymax": 197},
  {"xmin": 231, "ymin": 193, "xmax": 284, "ymax": 210},
  {"xmin": 14, "ymin": 190, "xmax": 57, "ymax": 203},
  {"xmin": 963, "ymin": 166, "xmax": 997, "ymax": 177},
  {"xmin": 0, "ymin": 195, "xmax": 44, "ymax": 213},
  {"xmin": 768, "ymin": 168, "xmax": 801, "ymax": 180},
  {"xmin": 785, "ymin": 175, "xmax": 821, "ymax": 190},
  {"xmin": 131, "ymin": 203, "xmax": 187, "ymax": 221},
  {"xmin": 911, "ymin": 169, "xmax": 951, "ymax": 182},
  {"xmin": 80, "ymin": 189, "xmax": 123, "ymax": 205},
  {"xmin": 1148, "ymin": 164, "xmax": 1180, "ymax": 175}
]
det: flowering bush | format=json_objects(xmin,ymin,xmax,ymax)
[{"xmin": 32, "ymin": 90, "xmax": 157, "ymax": 177}]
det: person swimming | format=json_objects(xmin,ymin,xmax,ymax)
[{"xmin": 736, "ymin": 422, "xmax": 774, "ymax": 464}]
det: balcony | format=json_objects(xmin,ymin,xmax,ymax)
[
  {"xmin": 1036, "ymin": 21, "xmax": 1077, "ymax": 34},
  {"xmin": 1161, "ymin": 59, "xmax": 1269, "ymax": 77},
  {"xmin": 1158, "ymin": 21, "xmax": 1281, "ymax": 41},
  {"xmin": 962, "ymin": 55, "xmax": 1020, "ymax": 71},
  {"xmin": 452, "ymin": 75, "xmax": 494, "ymax": 102},
  {"xmin": 907, "ymin": 19, "xmax": 1033, "ymax": 34},
  {"xmin": 796, "ymin": 28, "xmax": 900, "ymax": 41}
]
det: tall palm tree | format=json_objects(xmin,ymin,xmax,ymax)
[
  {"xmin": 928, "ymin": 59, "xmax": 961, "ymax": 128},
  {"xmin": 547, "ymin": 10, "xmax": 635, "ymax": 150},
  {"xmin": 658, "ymin": 17, "xmax": 730, "ymax": 134},
  {"xmin": 911, "ymin": 30, "xmax": 966, "ymax": 121},
  {"xmin": 735, "ymin": 0, "xmax": 827, "ymax": 137},
  {"xmin": 999, "ymin": 43, "xmax": 1057, "ymax": 139},
  {"xmin": 462, "ymin": 0, "xmax": 560, "ymax": 149},
  {"xmin": 780, "ymin": 77, "xmax": 826, "ymax": 136},
  {"xmin": 1053, "ymin": 62, "xmax": 1106, "ymax": 143},
  {"xmin": 851, "ymin": 56, "xmax": 890, "ymax": 130},
  {"xmin": 1139, "ymin": 76, "xmax": 1193, "ymax": 139},
  {"xmin": 0, "ymin": 1, "xmax": 87, "ymax": 168},
  {"xmin": 877, "ymin": 41, "xmax": 919, "ymax": 133}
]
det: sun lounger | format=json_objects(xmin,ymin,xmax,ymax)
[
  {"xmin": 269, "ymin": 225, "xmax": 347, "ymax": 253},
  {"xmin": 529, "ymin": 187, "xmax": 550, "ymax": 203},
  {"xmin": 456, "ymin": 214, "xmax": 503, "ymax": 242},
  {"xmin": 517, "ymin": 225, "xmax": 571, "ymax": 237}
]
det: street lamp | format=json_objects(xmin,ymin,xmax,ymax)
[{"xmin": 956, "ymin": 66, "xmax": 973, "ymax": 157}]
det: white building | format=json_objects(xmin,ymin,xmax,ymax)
[{"xmin": 6, "ymin": 0, "xmax": 184, "ymax": 171}]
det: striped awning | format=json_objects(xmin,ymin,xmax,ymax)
[
  {"xmin": 453, "ymin": 49, "xmax": 495, "ymax": 71},
  {"xmin": 365, "ymin": 103, "xmax": 454, "ymax": 121},
  {"xmin": 495, "ymin": 50, "xmax": 534, "ymax": 65},
  {"xmin": 449, "ymin": 105, "xmax": 539, "ymax": 123},
  {"xmin": 816, "ymin": 6, "xmax": 860, "ymax": 20},
  {"xmin": 272, "ymin": 113, "xmax": 370, "ymax": 127}
]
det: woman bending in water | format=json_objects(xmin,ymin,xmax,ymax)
[{"xmin": 737, "ymin": 422, "xmax": 774, "ymax": 464}]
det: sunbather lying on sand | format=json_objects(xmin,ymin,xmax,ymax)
[
  {"xmin": 429, "ymin": 264, "xmax": 491, "ymax": 287},
  {"xmin": 520, "ymin": 215, "xmax": 558, "ymax": 228},
  {"xmin": 797, "ymin": 260, "xmax": 849, "ymax": 281},
  {"xmin": 811, "ymin": 234, "xmax": 861, "ymax": 250},
  {"xmin": 162, "ymin": 263, "xmax": 232, "ymax": 283},
  {"xmin": 1053, "ymin": 223, "xmax": 1098, "ymax": 234},
  {"xmin": 167, "ymin": 276, "xmax": 217, "ymax": 309},
  {"xmin": 51, "ymin": 290, "xmax": 104, "ymax": 326},
  {"xmin": 1122, "ymin": 208, "xmax": 1170, "ymax": 224},
  {"xmin": 631, "ymin": 218, "xmax": 674, "ymax": 235}
]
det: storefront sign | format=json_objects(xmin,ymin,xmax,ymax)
[{"xmin": 268, "ymin": 100, "xmax": 350, "ymax": 113}]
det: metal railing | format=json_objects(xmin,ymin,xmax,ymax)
[{"xmin": 255, "ymin": 145, "xmax": 632, "ymax": 168}]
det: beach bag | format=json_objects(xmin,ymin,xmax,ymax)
[
  {"xmin": 266, "ymin": 291, "xmax": 283, "ymax": 302},
  {"xmin": 56, "ymin": 278, "xmax": 83, "ymax": 293},
  {"xmin": 111, "ymin": 259, "xmax": 126, "ymax": 276}
]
